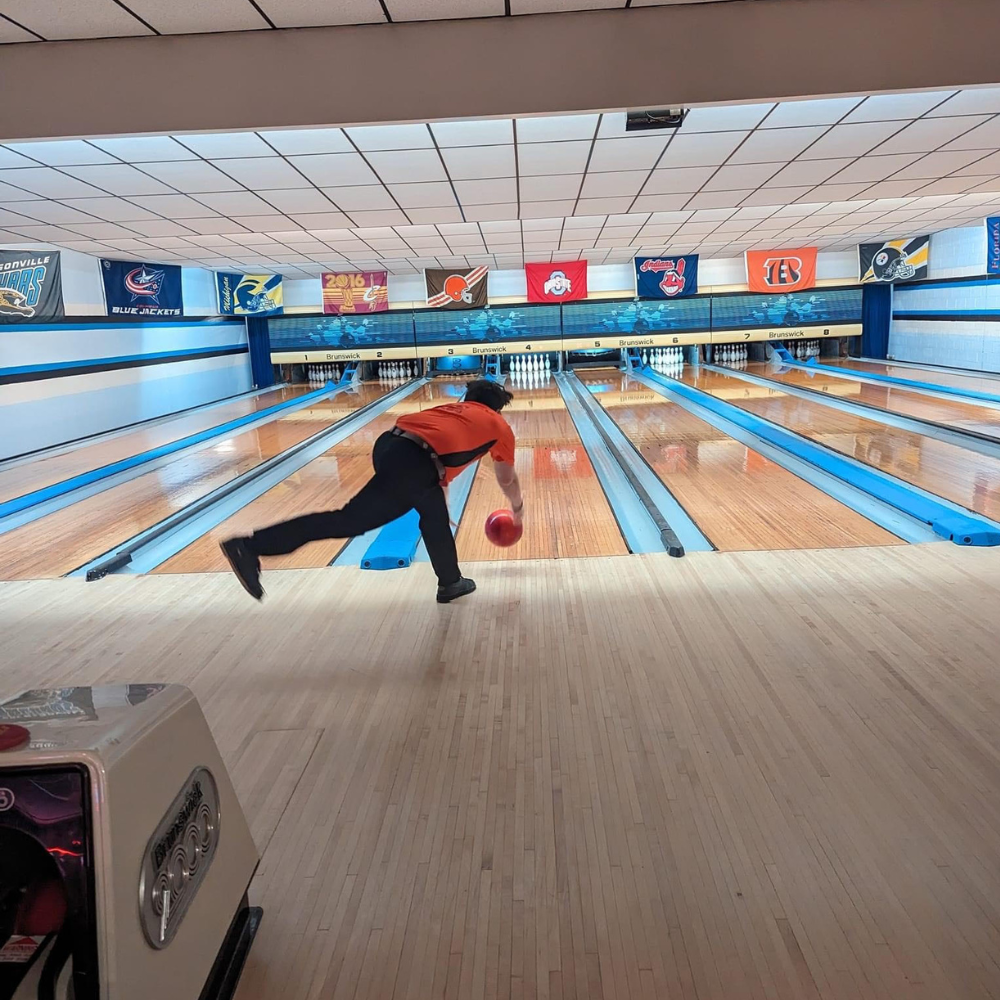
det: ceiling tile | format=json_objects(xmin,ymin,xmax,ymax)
[
  {"xmin": 430, "ymin": 119, "xmax": 513, "ymax": 147},
  {"xmin": 844, "ymin": 91, "xmax": 956, "ymax": 123},
  {"xmin": 859, "ymin": 179, "xmax": 926, "ymax": 199},
  {"xmin": 478, "ymin": 219, "xmax": 521, "ymax": 233},
  {"xmin": 0, "ymin": 0, "xmax": 151, "ymax": 38},
  {"xmin": 872, "ymin": 115, "xmax": 990, "ymax": 155},
  {"xmin": 174, "ymin": 132, "xmax": 276, "ymax": 158},
  {"xmin": 10, "ymin": 201, "xmax": 96, "ymax": 225},
  {"xmin": 181, "ymin": 218, "xmax": 251, "ymax": 235},
  {"xmin": 658, "ymin": 132, "xmax": 748, "ymax": 168},
  {"xmin": 439, "ymin": 144, "xmax": 516, "ymax": 179},
  {"xmin": 641, "ymin": 166, "xmax": 716, "ymax": 194},
  {"xmin": 388, "ymin": 182, "xmax": 457, "ymax": 208},
  {"xmin": 210, "ymin": 157, "xmax": 312, "ymax": 189},
  {"xmin": 64, "ymin": 221, "xmax": 149, "ymax": 240},
  {"xmin": 89, "ymin": 136, "xmax": 200, "ymax": 163},
  {"xmin": 348, "ymin": 209, "xmax": 414, "ymax": 226},
  {"xmin": 435, "ymin": 222, "xmax": 480, "ymax": 235},
  {"xmin": 909, "ymin": 177, "xmax": 981, "ymax": 196},
  {"xmin": 830, "ymin": 153, "xmax": 922, "ymax": 184},
  {"xmin": 0, "ymin": 17, "xmax": 36, "ymax": 41},
  {"xmin": 943, "ymin": 116, "xmax": 1000, "ymax": 150},
  {"xmin": 2, "ymin": 139, "xmax": 117, "ymax": 167},
  {"xmin": 288, "ymin": 153, "xmax": 378, "ymax": 186},
  {"xmin": 800, "ymin": 121, "xmax": 907, "ymax": 160},
  {"xmin": 519, "ymin": 201, "xmax": 577, "ymax": 219},
  {"xmin": 323, "ymin": 185, "xmax": 398, "ymax": 211},
  {"xmin": 801, "ymin": 182, "xmax": 870, "ymax": 202},
  {"xmin": 385, "ymin": 0, "xmax": 502, "ymax": 19},
  {"xmin": 124, "ymin": 0, "xmax": 268, "ymax": 32},
  {"xmin": 632, "ymin": 194, "xmax": 695, "ymax": 213},
  {"xmin": 367, "ymin": 149, "xmax": 447, "ymax": 183},
  {"xmin": 762, "ymin": 158, "xmax": 852, "ymax": 188},
  {"xmin": 927, "ymin": 87, "xmax": 1000, "ymax": 117},
  {"xmin": 518, "ymin": 174, "xmax": 581, "ymax": 201},
  {"xmin": 140, "ymin": 160, "xmax": 245, "ymax": 192},
  {"xmin": 124, "ymin": 220, "xmax": 197, "ymax": 237},
  {"xmin": 452, "ymin": 177, "xmax": 518, "ymax": 205},
  {"xmin": 0, "ymin": 168, "xmax": 106, "ymax": 198},
  {"xmin": 0, "ymin": 179, "xmax": 42, "ymax": 202},
  {"xmin": 516, "ymin": 115, "xmax": 600, "ymax": 142},
  {"xmin": 680, "ymin": 103, "xmax": 774, "ymax": 133},
  {"xmin": 346, "ymin": 124, "xmax": 435, "ymax": 151},
  {"xmin": 953, "ymin": 150, "xmax": 1000, "ymax": 176},
  {"xmin": 587, "ymin": 136, "xmax": 669, "ymax": 172},
  {"xmin": 704, "ymin": 163, "xmax": 781, "ymax": 191},
  {"xmin": 579, "ymin": 171, "xmax": 646, "ymax": 198},
  {"xmin": 259, "ymin": 188, "xmax": 336, "ymax": 213},
  {"xmin": 62, "ymin": 164, "xmax": 174, "ymax": 196},
  {"xmin": 574, "ymin": 198, "xmax": 635, "ymax": 215},
  {"xmin": 0, "ymin": 147, "xmax": 40, "ymax": 169},
  {"xmin": 194, "ymin": 191, "xmax": 281, "ymax": 215},
  {"xmin": 762, "ymin": 97, "xmax": 863, "ymax": 128},
  {"xmin": 728, "ymin": 125, "xmax": 827, "ymax": 164},
  {"xmin": 891, "ymin": 149, "xmax": 990, "ymax": 180},
  {"xmin": 517, "ymin": 141, "xmax": 592, "ymax": 176},
  {"xmin": 61, "ymin": 198, "xmax": 161, "ymax": 222},
  {"xmin": 289, "ymin": 212, "xmax": 355, "ymax": 228},
  {"xmin": 406, "ymin": 207, "xmax": 464, "ymax": 224},
  {"xmin": 740, "ymin": 187, "xmax": 812, "ymax": 208},
  {"xmin": 256, "ymin": 129, "xmax": 351, "ymax": 156}
]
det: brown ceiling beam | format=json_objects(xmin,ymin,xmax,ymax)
[{"xmin": 0, "ymin": 0, "xmax": 998, "ymax": 141}]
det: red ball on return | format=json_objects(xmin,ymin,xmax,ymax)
[{"xmin": 485, "ymin": 509, "xmax": 523, "ymax": 547}]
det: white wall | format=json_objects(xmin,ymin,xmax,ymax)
[{"xmin": 888, "ymin": 224, "xmax": 1000, "ymax": 371}]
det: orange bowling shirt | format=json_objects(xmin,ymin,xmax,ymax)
[{"xmin": 395, "ymin": 401, "xmax": 515, "ymax": 484}]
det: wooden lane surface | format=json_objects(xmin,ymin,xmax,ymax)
[
  {"xmin": 580, "ymin": 370, "xmax": 900, "ymax": 551},
  {"xmin": 0, "ymin": 384, "xmax": 309, "ymax": 504},
  {"xmin": 681, "ymin": 366, "xmax": 1000, "ymax": 521},
  {"xmin": 7, "ymin": 544, "xmax": 1000, "ymax": 999},
  {"xmin": 456, "ymin": 377, "xmax": 628, "ymax": 562},
  {"xmin": 753, "ymin": 362, "xmax": 1000, "ymax": 439},
  {"xmin": 832, "ymin": 357, "xmax": 1000, "ymax": 393},
  {"xmin": 155, "ymin": 380, "xmax": 467, "ymax": 575},
  {"xmin": 0, "ymin": 384, "xmax": 388, "ymax": 582}
]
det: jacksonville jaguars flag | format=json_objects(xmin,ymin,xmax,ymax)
[
  {"xmin": 634, "ymin": 255, "xmax": 699, "ymax": 299},
  {"xmin": 216, "ymin": 273, "xmax": 283, "ymax": 316},
  {"xmin": 101, "ymin": 259, "xmax": 183, "ymax": 317},
  {"xmin": 0, "ymin": 250, "xmax": 64, "ymax": 324},
  {"xmin": 859, "ymin": 237, "xmax": 929, "ymax": 283}
]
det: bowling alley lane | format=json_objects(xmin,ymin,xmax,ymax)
[
  {"xmin": 155, "ymin": 379, "xmax": 469, "ymax": 574},
  {"xmin": 749, "ymin": 362, "xmax": 1000, "ymax": 440},
  {"xmin": 577, "ymin": 370, "xmax": 900, "ymax": 551},
  {"xmin": 678, "ymin": 366, "xmax": 1000, "ymax": 522},
  {"xmin": 0, "ymin": 383, "xmax": 388, "ymax": 581},
  {"xmin": 456, "ymin": 380, "xmax": 628, "ymax": 562},
  {"xmin": 0, "ymin": 383, "xmax": 310, "ymax": 505},
  {"xmin": 831, "ymin": 357, "xmax": 1000, "ymax": 394}
]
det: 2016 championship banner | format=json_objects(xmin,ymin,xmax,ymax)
[
  {"xmin": 525, "ymin": 261, "xmax": 587, "ymax": 303},
  {"xmin": 0, "ymin": 250, "xmax": 64, "ymax": 324},
  {"xmin": 101, "ymin": 259, "xmax": 183, "ymax": 317},
  {"xmin": 322, "ymin": 271, "xmax": 388, "ymax": 314},
  {"xmin": 216, "ymin": 272, "xmax": 283, "ymax": 316},
  {"xmin": 859, "ymin": 237, "xmax": 929, "ymax": 283},
  {"xmin": 634, "ymin": 255, "xmax": 699, "ymax": 298},
  {"xmin": 987, "ymin": 218, "xmax": 1000, "ymax": 276},
  {"xmin": 425, "ymin": 266, "xmax": 488, "ymax": 310},
  {"xmin": 745, "ymin": 248, "xmax": 817, "ymax": 293}
]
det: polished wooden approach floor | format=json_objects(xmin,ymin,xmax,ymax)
[{"xmin": 5, "ymin": 546, "xmax": 1000, "ymax": 999}]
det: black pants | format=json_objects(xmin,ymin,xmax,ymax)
[{"xmin": 247, "ymin": 431, "xmax": 461, "ymax": 586}]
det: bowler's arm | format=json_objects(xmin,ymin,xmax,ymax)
[{"xmin": 494, "ymin": 461, "xmax": 524, "ymax": 523}]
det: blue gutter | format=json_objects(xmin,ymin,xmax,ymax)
[
  {"xmin": 774, "ymin": 347, "xmax": 1000, "ymax": 408},
  {"xmin": 643, "ymin": 365, "xmax": 1000, "ymax": 547},
  {"xmin": 0, "ymin": 377, "xmax": 350, "ymax": 521}
]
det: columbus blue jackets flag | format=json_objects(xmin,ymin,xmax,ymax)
[{"xmin": 101, "ymin": 259, "xmax": 183, "ymax": 317}]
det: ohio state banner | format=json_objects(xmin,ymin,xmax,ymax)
[
  {"xmin": 859, "ymin": 237, "xmax": 930, "ymax": 283},
  {"xmin": 216, "ymin": 273, "xmax": 283, "ymax": 316},
  {"xmin": 0, "ymin": 250, "xmax": 63, "ymax": 324},
  {"xmin": 634, "ymin": 255, "xmax": 699, "ymax": 298},
  {"xmin": 322, "ymin": 270, "xmax": 389, "ymax": 314},
  {"xmin": 746, "ymin": 248, "xmax": 817, "ymax": 293},
  {"xmin": 525, "ymin": 260, "xmax": 588, "ymax": 303},
  {"xmin": 101, "ymin": 259, "xmax": 183, "ymax": 317},
  {"xmin": 425, "ymin": 266, "xmax": 488, "ymax": 310}
]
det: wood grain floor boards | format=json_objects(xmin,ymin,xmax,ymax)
[
  {"xmin": 4, "ymin": 545, "xmax": 1000, "ymax": 998},
  {"xmin": 0, "ymin": 384, "xmax": 309, "ymax": 504},
  {"xmin": 0, "ymin": 385, "xmax": 387, "ymax": 581},
  {"xmin": 833, "ymin": 358, "xmax": 1000, "ymax": 394},
  {"xmin": 456, "ymin": 379, "xmax": 628, "ymax": 563},
  {"xmin": 680, "ymin": 367, "xmax": 1000, "ymax": 523},
  {"xmin": 578, "ymin": 370, "xmax": 900, "ymax": 551}
]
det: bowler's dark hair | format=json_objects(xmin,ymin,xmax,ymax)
[{"xmin": 464, "ymin": 379, "xmax": 513, "ymax": 412}]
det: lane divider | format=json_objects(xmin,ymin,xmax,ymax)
[
  {"xmin": 775, "ymin": 348, "xmax": 1000, "ymax": 407},
  {"xmin": 0, "ymin": 378, "xmax": 349, "ymax": 521},
  {"xmin": 644, "ymin": 366, "xmax": 1000, "ymax": 547}
]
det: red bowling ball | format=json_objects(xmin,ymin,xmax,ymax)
[{"xmin": 485, "ymin": 509, "xmax": 523, "ymax": 548}]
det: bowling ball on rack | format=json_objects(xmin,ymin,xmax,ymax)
[{"xmin": 484, "ymin": 509, "xmax": 523, "ymax": 548}]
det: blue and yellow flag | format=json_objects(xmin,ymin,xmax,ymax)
[{"xmin": 216, "ymin": 272, "xmax": 283, "ymax": 316}]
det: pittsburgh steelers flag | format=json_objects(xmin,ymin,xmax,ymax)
[
  {"xmin": 525, "ymin": 261, "xmax": 588, "ymax": 303},
  {"xmin": 745, "ymin": 248, "xmax": 818, "ymax": 293},
  {"xmin": 216, "ymin": 273, "xmax": 283, "ymax": 316},
  {"xmin": 859, "ymin": 237, "xmax": 929, "ymax": 283},
  {"xmin": 425, "ymin": 266, "xmax": 489, "ymax": 310},
  {"xmin": 322, "ymin": 271, "xmax": 388, "ymax": 314}
]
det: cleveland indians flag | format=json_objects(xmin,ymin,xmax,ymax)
[
  {"xmin": 525, "ymin": 261, "xmax": 588, "ymax": 303},
  {"xmin": 425, "ymin": 266, "xmax": 489, "ymax": 309},
  {"xmin": 634, "ymin": 255, "xmax": 699, "ymax": 298}
]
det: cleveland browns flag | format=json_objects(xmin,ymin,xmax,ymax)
[
  {"xmin": 425, "ymin": 266, "xmax": 488, "ymax": 310},
  {"xmin": 525, "ymin": 261, "xmax": 588, "ymax": 303},
  {"xmin": 745, "ymin": 248, "xmax": 818, "ymax": 293},
  {"xmin": 859, "ymin": 237, "xmax": 929, "ymax": 283},
  {"xmin": 322, "ymin": 271, "xmax": 388, "ymax": 314},
  {"xmin": 634, "ymin": 255, "xmax": 699, "ymax": 298}
]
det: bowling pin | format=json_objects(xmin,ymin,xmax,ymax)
[
  {"xmin": 642, "ymin": 350, "xmax": 649, "ymax": 366},
  {"xmin": 544, "ymin": 355, "xmax": 551, "ymax": 371}
]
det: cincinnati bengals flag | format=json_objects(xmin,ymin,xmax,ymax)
[
  {"xmin": 425, "ymin": 266, "xmax": 489, "ymax": 310},
  {"xmin": 525, "ymin": 260, "xmax": 588, "ymax": 303},
  {"xmin": 745, "ymin": 248, "xmax": 818, "ymax": 293}
]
